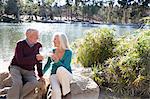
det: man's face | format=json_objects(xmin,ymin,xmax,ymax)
[{"xmin": 27, "ymin": 32, "xmax": 39, "ymax": 44}]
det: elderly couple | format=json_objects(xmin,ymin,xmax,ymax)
[{"xmin": 7, "ymin": 29, "xmax": 73, "ymax": 99}]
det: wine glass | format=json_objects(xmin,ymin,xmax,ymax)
[
  {"xmin": 39, "ymin": 47, "xmax": 48, "ymax": 56},
  {"xmin": 39, "ymin": 47, "xmax": 47, "ymax": 63}
]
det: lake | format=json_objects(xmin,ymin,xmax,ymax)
[{"xmin": 0, "ymin": 22, "xmax": 144, "ymax": 72}]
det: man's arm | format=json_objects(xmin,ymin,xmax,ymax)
[{"xmin": 37, "ymin": 62, "xmax": 43, "ymax": 77}]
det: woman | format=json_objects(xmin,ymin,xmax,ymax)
[{"xmin": 43, "ymin": 32, "xmax": 72, "ymax": 99}]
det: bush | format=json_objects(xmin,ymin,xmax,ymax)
[
  {"xmin": 73, "ymin": 28, "xmax": 150, "ymax": 97},
  {"xmin": 136, "ymin": 30, "xmax": 150, "ymax": 76},
  {"xmin": 93, "ymin": 30, "xmax": 150, "ymax": 97},
  {"xmin": 76, "ymin": 28, "xmax": 116, "ymax": 67}
]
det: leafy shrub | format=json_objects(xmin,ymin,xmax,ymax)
[
  {"xmin": 74, "ymin": 27, "xmax": 150, "ymax": 97},
  {"xmin": 76, "ymin": 28, "xmax": 116, "ymax": 67},
  {"xmin": 136, "ymin": 30, "xmax": 150, "ymax": 76},
  {"xmin": 93, "ymin": 30, "xmax": 150, "ymax": 97}
]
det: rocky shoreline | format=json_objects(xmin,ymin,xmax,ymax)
[{"xmin": 0, "ymin": 16, "xmax": 146, "ymax": 27}]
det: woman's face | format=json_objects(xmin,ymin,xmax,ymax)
[{"xmin": 53, "ymin": 35, "xmax": 60, "ymax": 47}]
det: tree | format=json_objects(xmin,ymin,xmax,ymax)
[
  {"xmin": 22, "ymin": 0, "xmax": 36, "ymax": 21},
  {"xmin": 124, "ymin": 0, "xmax": 150, "ymax": 23},
  {"xmin": 0, "ymin": 0, "xmax": 5, "ymax": 17},
  {"xmin": 117, "ymin": 0, "xmax": 131, "ymax": 23},
  {"xmin": 65, "ymin": 0, "xmax": 73, "ymax": 21},
  {"xmin": 45, "ymin": 0, "xmax": 55, "ymax": 5},
  {"xmin": 52, "ymin": 2, "xmax": 62, "ymax": 20},
  {"xmin": 141, "ymin": 0, "xmax": 149, "ymax": 8},
  {"xmin": 74, "ymin": 0, "xmax": 80, "ymax": 20},
  {"xmin": 5, "ymin": 0, "xmax": 21, "ymax": 22},
  {"xmin": 39, "ymin": 0, "xmax": 55, "ymax": 20}
]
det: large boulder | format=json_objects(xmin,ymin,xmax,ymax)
[
  {"xmin": 0, "ymin": 66, "xmax": 99, "ymax": 99},
  {"xmin": 69, "ymin": 66, "xmax": 99, "ymax": 99},
  {"xmin": 0, "ymin": 72, "xmax": 12, "ymax": 97},
  {"xmin": 0, "ymin": 72, "xmax": 12, "ymax": 89},
  {"xmin": 0, "ymin": 72, "xmax": 49, "ymax": 99}
]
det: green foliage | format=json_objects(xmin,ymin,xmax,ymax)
[
  {"xmin": 22, "ymin": 1, "xmax": 38, "ymax": 15},
  {"xmin": 76, "ymin": 28, "xmax": 116, "ymax": 67},
  {"xmin": 92, "ymin": 64, "xmax": 105, "ymax": 86},
  {"xmin": 0, "ymin": 1, "xmax": 5, "ymax": 15},
  {"xmin": 136, "ymin": 30, "xmax": 150, "ymax": 76},
  {"xmin": 81, "ymin": 2, "xmax": 100, "ymax": 20},
  {"xmin": 75, "ymin": 28, "xmax": 150, "ymax": 97},
  {"xmin": 45, "ymin": 0, "xmax": 55, "ymax": 5},
  {"xmin": 94, "ymin": 30, "xmax": 150, "ymax": 97},
  {"xmin": 140, "ymin": 17, "xmax": 150, "ymax": 25},
  {"xmin": 118, "ymin": 0, "xmax": 128, "ymax": 7},
  {"xmin": 5, "ymin": 0, "xmax": 19, "ymax": 15}
]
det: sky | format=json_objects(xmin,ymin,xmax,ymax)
[
  {"xmin": 31, "ymin": 0, "xmax": 119, "ymax": 6},
  {"xmin": 54, "ymin": 0, "xmax": 67, "ymax": 6},
  {"xmin": 32, "ymin": 0, "xmax": 149, "ymax": 7},
  {"xmin": 53, "ymin": 0, "xmax": 120, "ymax": 6}
]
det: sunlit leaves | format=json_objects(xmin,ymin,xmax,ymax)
[
  {"xmin": 76, "ymin": 28, "xmax": 115, "ymax": 67},
  {"xmin": 75, "ymin": 28, "xmax": 150, "ymax": 97}
]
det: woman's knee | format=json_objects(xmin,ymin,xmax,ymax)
[
  {"xmin": 56, "ymin": 67, "xmax": 72, "ymax": 80},
  {"xmin": 56, "ymin": 67, "xmax": 66, "ymax": 75}
]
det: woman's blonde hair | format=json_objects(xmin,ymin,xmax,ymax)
[{"xmin": 52, "ymin": 32, "xmax": 70, "ymax": 50}]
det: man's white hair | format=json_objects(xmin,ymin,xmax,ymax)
[{"xmin": 26, "ymin": 28, "xmax": 39, "ymax": 36}]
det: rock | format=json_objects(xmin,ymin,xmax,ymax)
[
  {"xmin": 0, "ymin": 72, "xmax": 9, "ymax": 81},
  {"xmin": 0, "ymin": 66, "xmax": 99, "ymax": 99},
  {"xmin": 0, "ymin": 87, "xmax": 10, "ymax": 95},
  {"xmin": 0, "ymin": 72, "xmax": 50, "ymax": 99},
  {"xmin": 72, "ymin": 64, "xmax": 93, "ymax": 77},
  {"xmin": 0, "ymin": 72, "xmax": 12, "ymax": 89},
  {"xmin": 0, "ymin": 72, "xmax": 12, "ymax": 97},
  {"xmin": 70, "ymin": 67, "xmax": 99, "ymax": 99}
]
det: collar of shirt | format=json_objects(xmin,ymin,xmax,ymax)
[{"xmin": 25, "ymin": 39, "xmax": 34, "ymax": 47}]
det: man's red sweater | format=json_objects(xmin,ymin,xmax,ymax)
[{"xmin": 10, "ymin": 40, "xmax": 43, "ymax": 77}]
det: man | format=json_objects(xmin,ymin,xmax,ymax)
[{"xmin": 7, "ymin": 29, "xmax": 44, "ymax": 99}]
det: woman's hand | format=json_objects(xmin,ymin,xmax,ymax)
[{"xmin": 50, "ymin": 53, "xmax": 59, "ymax": 62}]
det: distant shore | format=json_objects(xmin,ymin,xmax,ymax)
[{"xmin": 0, "ymin": 15, "xmax": 145, "ymax": 26}]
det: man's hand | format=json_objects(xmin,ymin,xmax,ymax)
[
  {"xmin": 39, "ymin": 76, "xmax": 45, "ymax": 81},
  {"xmin": 36, "ymin": 54, "xmax": 44, "ymax": 61},
  {"xmin": 39, "ymin": 77, "xmax": 46, "ymax": 85}
]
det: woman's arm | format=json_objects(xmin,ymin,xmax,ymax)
[
  {"xmin": 55, "ymin": 50, "xmax": 72, "ymax": 69},
  {"xmin": 43, "ymin": 57, "xmax": 52, "ymax": 74}
]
